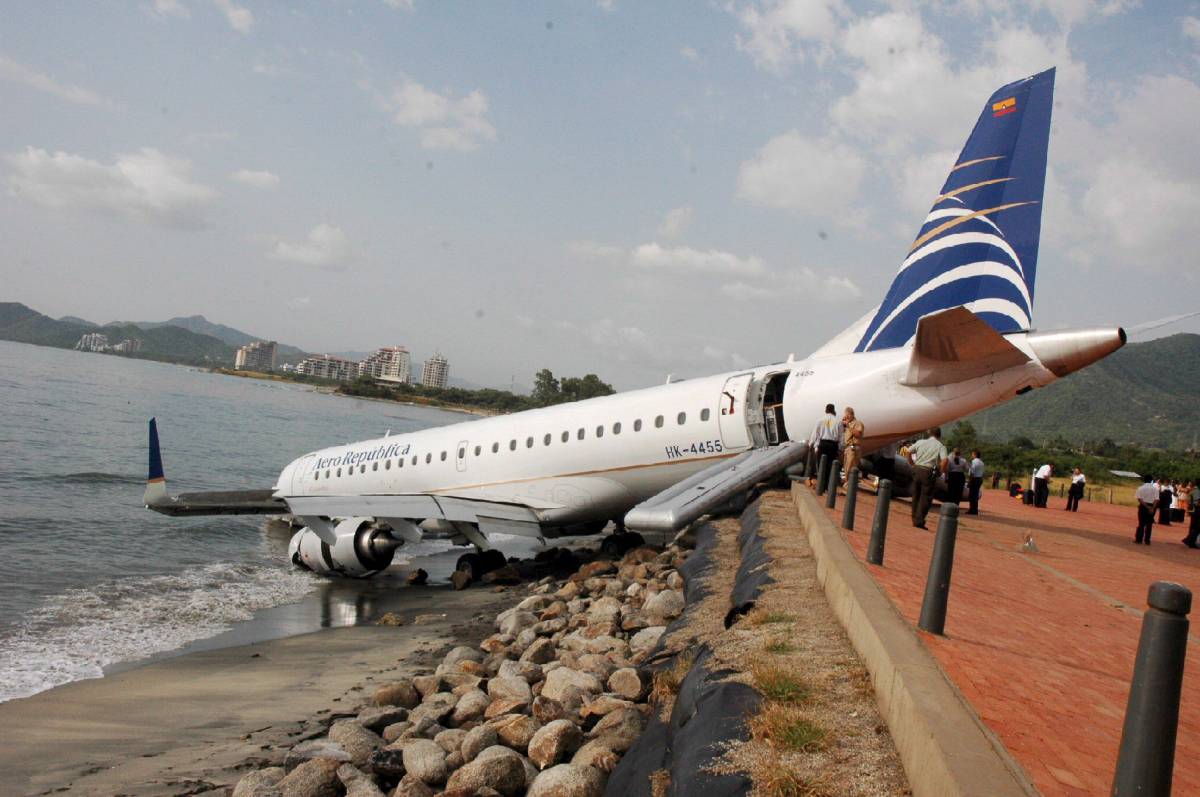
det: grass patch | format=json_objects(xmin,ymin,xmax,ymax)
[
  {"xmin": 752, "ymin": 664, "xmax": 811, "ymax": 704},
  {"xmin": 747, "ymin": 609, "xmax": 796, "ymax": 627},
  {"xmin": 752, "ymin": 704, "xmax": 828, "ymax": 752},
  {"xmin": 763, "ymin": 638, "xmax": 795, "ymax": 655},
  {"xmin": 650, "ymin": 650, "xmax": 694, "ymax": 704},
  {"xmin": 757, "ymin": 767, "xmax": 833, "ymax": 797}
]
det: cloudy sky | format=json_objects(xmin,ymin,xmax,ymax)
[{"xmin": 3, "ymin": 1, "xmax": 1199, "ymax": 389}]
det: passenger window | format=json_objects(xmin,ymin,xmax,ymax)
[
  {"xmin": 458, "ymin": 447, "xmax": 465, "ymax": 459},
  {"xmin": 372, "ymin": 462, "xmax": 378, "ymax": 471},
  {"xmin": 412, "ymin": 455, "xmax": 418, "ymax": 466},
  {"xmin": 474, "ymin": 445, "xmax": 481, "ymax": 456},
  {"xmin": 441, "ymin": 451, "xmax": 447, "ymax": 461},
  {"xmin": 596, "ymin": 425, "xmax": 604, "ymax": 438},
  {"xmin": 492, "ymin": 442, "xmax": 499, "ymax": 453},
  {"xmin": 613, "ymin": 422, "xmax": 622, "ymax": 435},
  {"xmin": 336, "ymin": 467, "xmax": 342, "ymax": 477},
  {"xmin": 677, "ymin": 412, "xmax": 686, "ymax": 425},
  {"xmin": 526, "ymin": 436, "xmax": 534, "ymax": 448},
  {"xmin": 561, "ymin": 431, "xmax": 569, "ymax": 443},
  {"xmin": 360, "ymin": 464, "xmax": 366, "ymax": 473},
  {"xmin": 426, "ymin": 453, "xmax": 432, "ymax": 464},
  {"xmin": 314, "ymin": 471, "xmax": 320, "ymax": 480},
  {"xmin": 577, "ymin": 428, "xmax": 585, "ymax": 440},
  {"xmin": 399, "ymin": 458, "xmax": 404, "ymax": 468},
  {"xmin": 544, "ymin": 433, "xmax": 551, "ymax": 446},
  {"xmin": 655, "ymin": 415, "xmax": 664, "ymax": 428},
  {"xmin": 701, "ymin": 408, "xmax": 710, "ymax": 422},
  {"xmin": 634, "ymin": 419, "xmax": 642, "ymax": 432},
  {"xmin": 510, "ymin": 440, "xmax": 517, "ymax": 451},
  {"xmin": 386, "ymin": 459, "xmax": 392, "ymax": 470}
]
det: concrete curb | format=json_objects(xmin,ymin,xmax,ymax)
[{"xmin": 791, "ymin": 484, "xmax": 1039, "ymax": 797}]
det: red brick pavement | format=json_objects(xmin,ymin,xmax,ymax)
[{"xmin": 816, "ymin": 486, "xmax": 1200, "ymax": 797}]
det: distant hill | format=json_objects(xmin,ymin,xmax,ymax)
[
  {"xmin": 968, "ymin": 333, "xmax": 1200, "ymax": 450},
  {"xmin": 59, "ymin": 315, "xmax": 97, "ymax": 327},
  {"xmin": 0, "ymin": 302, "xmax": 236, "ymax": 366},
  {"xmin": 122, "ymin": 314, "xmax": 308, "ymax": 362}
]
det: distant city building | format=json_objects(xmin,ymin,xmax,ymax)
[
  {"xmin": 421, "ymin": 353, "xmax": 450, "ymax": 389},
  {"xmin": 75, "ymin": 332, "xmax": 109, "ymax": 352},
  {"xmin": 235, "ymin": 340, "xmax": 278, "ymax": 372},
  {"xmin": 279, "ymin": 362, "xmax": 296, "ymax": 373},
  {"xmin": 360, "ymin": 346, "xmax": 412, "ymax": 384},
  {"xmin": 297, "ymin": 353, "xmax": 360, "ymax": 383},
  {"xmin": 111, "ymin": 338, "xmax": 142, "ymax": 354}
]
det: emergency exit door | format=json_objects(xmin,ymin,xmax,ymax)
[{"xmin": 718, "ymin": 373, "xmax": 755, "ymax": 451}]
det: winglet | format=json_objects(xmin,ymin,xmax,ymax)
[{"xmin": 144, "ymin": 418, "xmax": 170, "ymax": 507}]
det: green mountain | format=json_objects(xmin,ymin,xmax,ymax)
[
  {"xmin": 967, "ymin": 333, "xmax": 1200, "ymax": 450},
  {"xmin": 0, "ymin": 302, "xmax": 235, "ymax": 366},
  {"xmin": 123, "ymin": 314, "xmax": 307, "ymax": 362}
]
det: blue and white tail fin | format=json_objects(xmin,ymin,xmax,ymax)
[{"xmin": 854, "ymin": 67, "xmax": 1055, "ymax": 353}]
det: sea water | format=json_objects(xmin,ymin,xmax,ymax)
[{"xmin": 0, "ymin": 341, "xmax": 483, "ymax": 702}]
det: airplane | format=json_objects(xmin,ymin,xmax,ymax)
[{"xmin": 145, "ymin": 67, "xmax": 1125, "ymax": 579}]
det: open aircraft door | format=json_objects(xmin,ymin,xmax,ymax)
[{"xmin": 718, "ymin": 373, "xmax": 755, "ymax": 451}]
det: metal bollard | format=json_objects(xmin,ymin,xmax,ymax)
[
  {"xmin": 918, "ymin": 503, "xmax": 959, "ymax": 635},
  {"xmin": 816, "ymin": 454, "xmax": 829, "ymax": 496},
  {"xmin": 1111, "ymin": 581, "xmax": 1192, "ymax": 797},
  {"xmin": 825, "ymin": 460, "xmax": 840, "ymax": 509},
  {"xmin": 841, "ymin": 468, "xmax": 860, "ymax": 530},
  {"xmin": 867, "ymin": 480, "xmax": 891, "ymax": 565}
]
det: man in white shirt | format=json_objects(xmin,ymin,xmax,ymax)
[
  {"xmin": 1033, "ymin": 463, "xmax": 1053, "ymax": 508},
  {"xmin": 1066, "ymin": 468, "xmax": 1085, "ymax": 512},
  {"xmin": 1135, "ymin": 476, "xmax": 1159, "ymax": 544},
  {"xmin": 809, "ymin": 403, "xmax": 842, "ymax": 488},
  {"xmin": 966, "ymin": 450, "xmax": 985, "ymax": 515},
  {"xmin": 907, "ymin": 428, "xmax": 948, "ymax": 529}
]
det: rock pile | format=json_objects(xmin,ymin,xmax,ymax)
[{"xmin": 234, "ymin": 541, "xmax": 691, "ymax": 797}]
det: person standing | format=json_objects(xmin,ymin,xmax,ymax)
[
  {"xmin": 1184, "ymin": 482, "xmax": 1200, "ymax": 549},
  {"xmin": 967, "ymin": 450, "xmax": 985, "ymax": 515},
  {"xmin": 809, "ymin": 403, "xmax": 842, "ymax": 489},
  {"xmin": 841, "ymin": 407, "xmax": 865, "ymax": 480},
  {"xmin": 1158, "ymin": 478, "xmax": 1174, "ymax": 526},
  {"xmin": 1033, "ymin": 462, "xmax": 1053, "ymax": 508},
  {"xmin": 1135, "ymin": 476, "xmax": 1158, "ymax": 545},
  {"xmin": 907, "ymin": 428, "xmax": 947, "ymax": 529},
  {"xmin": 1066, "ymin": 467, "xmax": 1085, "ymax": 512},
  {"xmin": 946, "ymin": 448, "xmax": 968, "ymax": 504}
]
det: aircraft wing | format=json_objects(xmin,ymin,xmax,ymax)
[
  {"xmin": 623, "ymin": 441, "xmax": 808, "ymax": 533},
  {"xmin": 285, "ymin": 492, "xmax": 547, "ymax": 537}
]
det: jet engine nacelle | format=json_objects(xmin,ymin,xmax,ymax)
[{"xmin": 288, "ymin": 517, "xmax": 401, "ymax": 577}]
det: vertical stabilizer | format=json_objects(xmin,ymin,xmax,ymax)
[
  {"xmin": 856, "ymin": 68, "xmax": 1055, "ymax": 352},
  {"xmin": 144, "ymin": 417, "xmax": 169, "ymax": 506}
]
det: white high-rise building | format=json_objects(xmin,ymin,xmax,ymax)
[
  {"xmin": 235, "ymin": 340, "xmax": 277, "ymax": 371},
  {"xmin": 75, "ymin": 333, "xmax": 109, "ymax": 352},
  {"xmin": 360, "ymin": 346, "xmax": 411, "ymax": 384},
  {"xmin": 296, "ymin": 354, "xmax": 360, "ymax": 382},
  {"xmin": 421, "ymin": 353, "xmax": 449, "ymax": 389}
]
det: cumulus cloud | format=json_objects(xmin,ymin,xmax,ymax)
[
  {"xmin": 269, "ymin": 223, "xmax": 351, "ymax": 266},
  {"xmin": 657, "ymin": 206, "xmax": 693, "ymax": 239},
  {"xmin": 149, "ymin": 0, "xmax": 189, "ymax": 17},
  {"xmin": 230, "ymin": 168, "xmax": 279, "ymax": 189},
  {"xmin": 214, "ymin": 0, "xmax": 253, "ymax": 34},
  {"xmin": 721, "ymin": 268, "xmax": 861, "ymax": 303},
  {"xmin": 382, "ymin": 79, "xmax": 497, "ymax": 152},
  {"xmin": 631, "ymin": 242, "xmax": 766, "ymax": 275},
  {"xmin": 733, "ymin": 0, "xmax": 847, "ymax": 72},
  {"xmin": 7, "ymin": 146, "xmax": 216, "ymax": 228},
  {"xmin": 0, "ymin": 56, "xmax": 115, "ymax": 108},
  {"xmin": 736, "ymin": 132, "xmax": 867, "ymax": 223}
]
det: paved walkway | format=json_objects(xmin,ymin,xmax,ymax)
[{"xmin": 816, "ymin": 485, "xmax": 1200, "ymax": 797}]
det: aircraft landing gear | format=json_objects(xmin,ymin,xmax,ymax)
[
  {"xmin": 600, "ymin": 527, "xmax": 645, "ymax": 558},
  {"xmin": 455, "ymin": 548, "xmax": 508, "ymax": 582}
]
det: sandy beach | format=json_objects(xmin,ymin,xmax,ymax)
[{"xmin": 0, "ymin": 585, "xmax": 514, "ymax": 797}]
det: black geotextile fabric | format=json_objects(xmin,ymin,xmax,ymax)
[
  {"xmin": 605, "ymin": 645, "xmax": 759, "ymax": 797},
  {"xmin": 726, "ymin": 499, "xmax": 775, "ymax": 628}
]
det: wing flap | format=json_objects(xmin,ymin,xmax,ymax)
[
  {"xmin": 901, "ymin": 306, "xmax": 1030, "ymax": 387},
  {"xmin": 284, "ymin": 493, "xmax": 545, "ymax": 536},
  {"xmin": 623, "ymin": 442, "xmax": 808, "ymax": 533}
]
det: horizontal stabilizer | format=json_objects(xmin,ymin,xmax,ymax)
[
  {"xmin": 902, "ymin": 306, "xmax": 1030, "ymax": 387},
  {"xmin": 624, "ymin": 442, "xmax": 808, "ymax": 533}
]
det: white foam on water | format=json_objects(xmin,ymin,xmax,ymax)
[{"xmin": 0, "ymin": 563, "xmax": 318, "ymax": 703}]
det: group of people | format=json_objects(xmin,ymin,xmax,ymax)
[
  {"xmin": 1134, "ymin": 475, "xmax": 1200, "ymax": 548},
  {"xmin": 901, "ymin": 428, "xmax": 986, "ymax": 528},
  {"xmin": 808, "ymin": 403, "xmax": 866, "ymax": 484}
]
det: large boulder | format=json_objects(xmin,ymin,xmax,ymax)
[
  {"xmin": 277, "ymin": 758, "xmax": 341, "ymax": 797},
  {"xmin": 485, "ymin": 697, "xmax": 530, "ymax": 719},
  {"xmin": 642, "ymin": 589, "xmax": 685, "ymax": 621},
  {"xmin": 328, "ymin": 721, "xmax": 383, "ymax": 768},
  {"xmin": 408, "ymin": 692, "xmax": 458, "ymax": 726},
  {"xmin": 490, "ymin": 713, "xmax": 540, "ymax": 752},
  {"xmin": 356, "ymin": 705, "xmax": 408, "ymax": 733},
  {"xmin": 571, "ymin": 738, "xmax": 621, "ymax": 773},
  {"xmin": 445, "ymin": 751, "xmax": 527, "ymax": 796},
  {"xmin": 461, "ymin": 724, "xmax": 499, "ymax": 762},
  {"xmin": 576, "ymin": 561, "xmax": 616, "ymax": 580},
  {"xmin": 541, "ymin": 668, "xmax": 603, "ymax": 702},
  {"xmin": 526, "ymin": 763, "xmax": 606, "ymax": 797},
  {"xmin": 497, "ymin": 609, "xmax": 538, "ymax": 636},
  {"xmin": 367, "ymin": 747, "xmax": 406, "ymax": 780},
  {"xmin": 488, "ymin": 674, "xmax": 533, "ymax": 704},
  {"xmin": 401, "ymin": 739, "xmax": 449, "ymax": 786},
  {"xmin": 607, "ymin": 668, "xmax": 646, "ymax": 701},
  {"xmin": 586, "ymin": 597, "xmax": 622, "ymax": 627},
  {"xmin": 336, "ymin": 764, "xmax": 385, "ymax": 797},
  {"xmin": 233, "ymin": 767, "xmax": 285, "ymax": 797},
  {"xmin": 451, "ymin": 688, "xmax": 491, "ymax": 724},
  {"xmin": 284, "ymin": 739, "xmax": 351, "ymax": 770},
  {"xmin": 392, "ymin": 774, "xmax": 435, "ymax": 797},
  {"xmin": 589, "ymin": 708, "xmax": 645, "ymax": 752},
  {"xmin": 373, "ymin": 681, "xmax": 420, "ymax": 709},
  {"xmin": 498, "ymin": 659, "xmax": 543, "ymax": 684},
  {"xmin": 443, "ymin": 645, "xmax": 484, "ymax": 666},
  {"xmin": 629, "ymin": 626, "xmax": 666, "ymax": 658},
  {"xmin": 520, "ymin": 637, "xmax": 557, "ymax": 664},
  {"xmin": 527, "ymin": 719, "xmax": 584, "ymax": 770}
]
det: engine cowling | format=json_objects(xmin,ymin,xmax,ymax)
[{"xmin": 288, "ymin": 517, "xmax": 401, "ymax": 577}]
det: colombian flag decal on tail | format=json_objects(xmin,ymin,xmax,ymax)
[{"xmin": 992, "ymin": 97, "xmax": 1017, "ymax": 117}]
